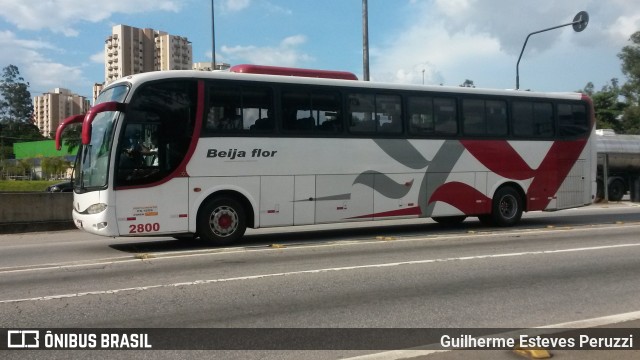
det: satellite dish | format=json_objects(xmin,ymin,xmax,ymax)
[{"xmin": 573, "ymin": 11, "xmax": 589, "ymax": 32}]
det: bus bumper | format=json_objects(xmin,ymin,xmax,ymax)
[{"xmin": 72, "ymin": 208, "xmax": 120, "ymax": 237}]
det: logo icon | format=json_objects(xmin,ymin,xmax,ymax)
[{"xmin": 7, "ymin": 330, "xmax": 40, "ymax": 348}]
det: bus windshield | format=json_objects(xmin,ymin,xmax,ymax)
[{"xmin": 77, "ymin": 84, "xmax": 130, "ymax": 190}]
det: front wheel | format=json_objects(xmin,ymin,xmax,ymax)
[
  {"xmin": 490, "ymin": 186, "xmax": 523, "ymax": 227},
  {"xmin": 197, "ymin": 197, "xmax": 247, "ymax": 246}
]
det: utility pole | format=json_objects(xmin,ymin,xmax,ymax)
[
  {"xmin": 516, "ymin": 11, "xmax": 589, "ymax": 90},
  {"xmin": 211, "ymin": 0, "xmax": 217, "ymax": 70},
  {"xmin": 362, "ymin": 0, "xmax": 370, "ymax": 81}
]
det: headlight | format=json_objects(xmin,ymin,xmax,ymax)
[
  {"xmin": 84, "ymin": 203, "xmax": 107, "ymax": 214},
  {"xmin": 50, "ymin": 186, "xmax": 60, "ymax": 192}
]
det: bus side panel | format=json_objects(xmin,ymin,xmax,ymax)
[
  {"xmin": 554, "ymin": 159, "xmax": 588, "ymax": 209},
  {"xmin": 114, "ymin": 178, "xmax": 189, "ymax": 236},
  {"xmin": 372, "ymin": 172, "xmax": 423, "ymax": 220},
  {"xmin": 428, "ymin": 172, "xmax": 486, "ymax": 217},
  {"xmin": 260, "ymin": 176, "xmax": 294, "ymax": 227},
  {"xmin": 316, "ymin": 174, "xmax": 373, "ymax": 224},
  {"xmin": 294, "ymin": 175, "xmax": 316, "ymax": 225}
]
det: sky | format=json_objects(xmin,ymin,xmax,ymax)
[{"xmin": 0, "ymin": 0, "xmax": 639, "ymax": 100}]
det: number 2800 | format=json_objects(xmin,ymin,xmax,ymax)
[{"xmin": 129, "ymin": 223, "xmax": 160, "ymax": 233}]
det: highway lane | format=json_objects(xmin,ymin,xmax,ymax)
[
  {"xmin": 0, "ymin": 203, "xmax": 639, "ymax": 359},
  {"xmin": 0, "ymin": 201, "xmax": 638, "ymax": 269}
]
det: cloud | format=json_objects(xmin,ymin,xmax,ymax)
[
  {"xmin": 371, "ymin": 15, "xmax": 502, "ymax": 86},
  {"xmin": 371, "ymin": 0, "xmax": 640, "ymax": 88},
  {"xmin": 0, "ymin": 31, "xmax": 88, "ymax": 95},
  {"xmin": 90, "ymin": 51, "xmax": 105, "ymax": 64},
  {"xmin": 221, "ymin": 0, "xmax": 251, "ymax": 12},
  {"xmin": 0, "ymin": 0, "xmax": 182, "ymax": 36},
  {"xmin": 219, "ymin": 0, "xmax": 291, "ymax": 15},
  {"xmin": 221, "ymin": 35, "xmax": 313, "ymax": 67}
]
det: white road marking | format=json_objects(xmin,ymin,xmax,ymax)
[
  {"xmin": 344, "ymin": 310, "xmax": 640, "ymax": 360},
  {"xmin": 1, "ymin": 242, "xmax": 639, "ymax": 304},
  {"xmin": 1, "ymin": 221, "xmax": 638, "ymax": 275}
]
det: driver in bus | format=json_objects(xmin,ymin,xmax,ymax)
[{"xmin": 121, "ymin": 130, "xmax": 149, "ymax": 168}]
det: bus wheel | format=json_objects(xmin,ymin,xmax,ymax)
[
  {"xmin": 608, "ymin": 179, "xmax": 625, "ymax": 202},
  {"xmin": 197, "ymin": 197, "xmax": 246, "ymax": 246},
  {"xmin": 491, "ymin": 186, "xmax": 522, "ymax": 227},
  {"xmin": 432, "ymin": 215, "xmax": 466, "ymax": 226}
]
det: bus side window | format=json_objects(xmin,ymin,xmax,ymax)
[
  {"xmin": 206, "ymin": 87, "xmax": 242, "ymax": 132},
  {"xmin": 408, "ymin": 96, "xmax": 434, "ymax": 134},
  {"xmin": 282, "ymin": 89, "xmax": 342, "ymax": 133},
  {"xmin": 116, "ymin": 80, "xmax": 197, "ymax": 187},
  {"xmin": 349, "ymin": 93, "xmax": 401, "ymax": 134},
  {"xmin": 349, "ymin": 93, "xmax": 376, "ymax": 133},
  {"xmin": 377, "ymin": 94, "xmax": 402, "ymax": 134},
  {"xmin": 434, "ymin": 98, "xmax": 457, "ymax": 135},
  {"xmin": 513, "ymin": 101, "xmax": 553, "ymax": 138},
  {"xmin": 463, "ymin": 99, "xmax": 507, "ymax": 136},
  {"xmin": 558, "ymin": 103, "xmax": 588, "ymax": 137},
  {"xmin": 244, "ymin": 87, "xmax": 273, "ymax": 132}
]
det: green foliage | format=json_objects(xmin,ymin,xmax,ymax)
[
  {"xmin": 0, "ymin": 180, "xmax": 62, "ymax": 192},
  {"xmin": 41, "ymin": 156, "xmax": 70, "ymax": 179},
  {"xmin": 618, "ymin": 31, "xmax": 640, "ymax": 134},
  {"xmin": 583, "ymin": 79, "xmax": 627, "ymax": 132},
  {"xmin": 63, "ymin": 124, "xmax": 82, "ymax": 153},
  {"xmin": 0, "ymin": 65, "xmax": 44, "ymax": 161},
  {"xmin": 0, "ymin": 65, "xmax": 34, "ymax": 124}
]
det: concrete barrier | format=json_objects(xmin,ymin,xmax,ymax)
[{"xmin": 0, "ymin": 192, "xmax": 75, "ymax": 234}]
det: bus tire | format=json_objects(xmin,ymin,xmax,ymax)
[
  {"xmin": 491, "ymin": 186, "xmax": 523, "ymax": 227},
  {"xmin": 197, "ymin": 197, "xmax": 246, "ymax": 246},
  {"xmin": 608, "ymin": 179, "xmax": 625, "ymax": 202},
  {"xmin": 432, "ymin": 215, "xmax": 466, "ymax": 226}
]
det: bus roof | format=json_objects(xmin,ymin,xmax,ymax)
[
  {"xmin": 229, "ymin": 64, "xmax": 358, "ymax": 81},
  {"xmin": 106, "ymin": 70, "xmax": 584, "ymax": 101}
]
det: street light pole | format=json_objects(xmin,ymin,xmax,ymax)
[
  {"xmin": 516, "ymin": 11, "xmax": 589, "ymax": 90},
  {"xmin": 362, "ymin": 0, "xmax": 370, "ymax": 81},
  {"xmin": 211, "ymin": 0, "xmax": 216, "ymax": 70}
]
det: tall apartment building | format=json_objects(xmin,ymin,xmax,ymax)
[
  {"xmin": 104, "ymin": 25, "xmax": 193, "ymax": 84},
  {"xmin": 33, "ymin": 88, "xmax": 91, "ymax": 138}
]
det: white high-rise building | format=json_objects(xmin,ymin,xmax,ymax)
[
  {"xmin": 33, "ymin": 88, "xmax": 90, "ymax": 138},
  {"xmin": 104, "ymin": 25, "xmax": 193, "ymax": 84}
]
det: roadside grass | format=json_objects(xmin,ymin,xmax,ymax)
[{"xmin": 0, "ymin": 180, "xmax": 62, "ymax": 192}]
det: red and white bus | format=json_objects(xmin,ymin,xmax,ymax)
[{"xmin": 56, "ymin": 65, "xmax": 596, "ymax": 245}]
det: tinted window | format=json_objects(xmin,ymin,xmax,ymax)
[
  {"xmin": 408, "ymin": 96, "xmax": 457, "ymax": 136},
  {"xmin": 558, "ymin": 103, "xmax": 589, "ymax": 137},
  {"xmin": 462, "ymin": 99, "xmax": 507, "ymax": 136},
  {"xmin": 116, "ymin": 80, "xmax": 197, "ymax": 187},
  {"xmin": 204, "ymin": 84, "xmax": 273, "ymax": 134},
  {"xmin": 282, "ymin": 88, "xmax": 342, "ymax": 133},
  {"xmin": 512, "ymin": 101, "xmax": 554, "ymax": 137},
  {"xmin": 349, "ymin": 93, "xmax": 402, "ymax": 134}
]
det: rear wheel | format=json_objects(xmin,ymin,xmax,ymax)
[
  {"xmin": 197, "ymin": 197, "xmax": 246, "ymax": 246},
  {"xmin": 608, "ymin": 179, "xmax": 625, "ymax": 202},
  {"xmin": 490, "ymin": 186, "xmax": 523, "ymax": 227}
]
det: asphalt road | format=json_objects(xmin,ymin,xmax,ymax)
[{"xmin": 1, "ymin": 202, "xmax": 639, "ymax": 359}]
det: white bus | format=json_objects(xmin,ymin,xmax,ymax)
[{"xmin": 56, "ymin": 65, "xmax": 596, "ymax": 245}]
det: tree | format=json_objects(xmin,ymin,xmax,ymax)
[
  {"xmin": 41, "ymin": 156, "xmax": 70, "ymax": 180},
  {"xmin": 583, "ymin": 79, "xmax": 627, "ymax": 131},
  {"xmin": 0, "ymin": 65, "xmax": 34, "ymax": 124},
  {"xmin": 618, "ymin": 31, "xmax": 640, "ymax": 134},
  {"xmin": 459, "ymin": 79, "xmax": 476, "ymax": 88},
  {"xmin": 0, "ymin": 65, "xmax": 43, "ymax": 162}
]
